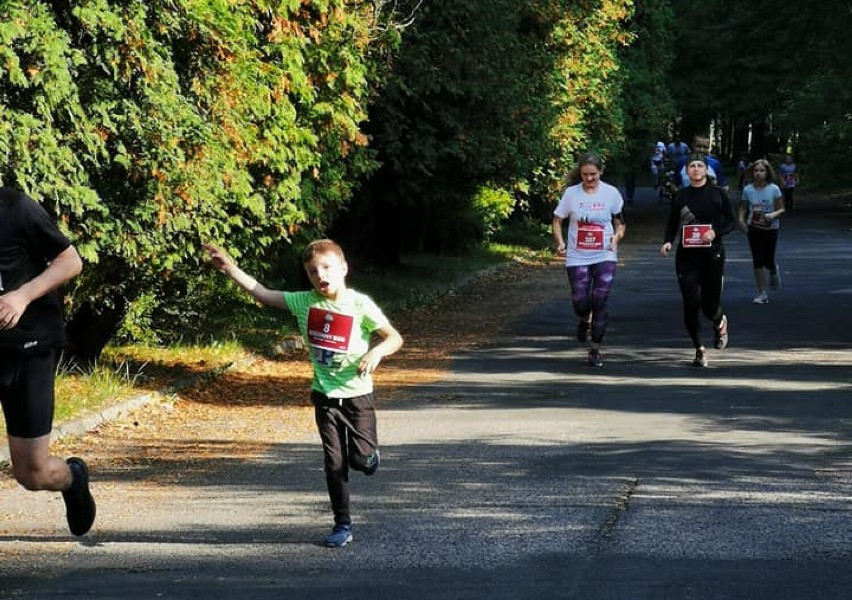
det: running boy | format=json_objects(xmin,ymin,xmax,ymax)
[{"xmin": 204, "ymin": 239, "xmax": 403, "ymax": 548}]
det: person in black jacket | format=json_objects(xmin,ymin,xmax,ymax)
[
  {"xmin": 659, "ymin": 154, "xmax": 736, "ymax": 367},
  {"xmin": 0, "ymin": 186, "xmax": 95, "ymax": 536}
]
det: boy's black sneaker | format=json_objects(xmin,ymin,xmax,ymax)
[
  {"xmin": 63, "ymin": 457, "xmax": 96, "ymax": 536},
  {"xmin": 714, "ymin": 315, "xmax": 729, "ymax": 350},
  {"xmin": 363, "ymin": 448, "xmax": 380, "ymax": 476}
]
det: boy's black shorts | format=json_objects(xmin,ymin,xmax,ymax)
[{"xmin": 0, "ymin": 350, "xmax": 56, "ymax": 439}]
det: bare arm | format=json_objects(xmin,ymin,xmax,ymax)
[
  {"xmin": 359, "ymin": 322, "xmax": 404, "ymax": 376},
  {"xmin": 609, "ymin": 215, "xmax": 626, "ymax": 251},
  {"xmin": 738, "ymin": 200, "xmax": 748, "ymax": 232},
  {"xmin": 203, "ymin": 243, "xmax": 288, "ymax": 310},
  {"xmin": 768, "ymin": 191, "xmax": 786, "ymax": 220},
  {"xmin": 552, "ymin": 215, "xmax": 567, "ymax": 256},
  {"xmin": 0, "ymin": 245, "xmax": 82, "ymax": 330}
]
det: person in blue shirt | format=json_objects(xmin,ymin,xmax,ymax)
[
  {"xmin": 667, "ymin": 138, "xmax": 690, "ymax": 163},
  {"xmin": 675, "ymin": 134, "xmax": 728, "ymax": 192}
]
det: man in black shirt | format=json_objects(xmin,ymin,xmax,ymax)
[{"xmin": 0, "ymin": 186, "xmax": 95, "ymax": 536}]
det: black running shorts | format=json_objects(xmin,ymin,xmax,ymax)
[{"xmin": 0, "ymin": 350, "xmax": 56, "ymax": 439}]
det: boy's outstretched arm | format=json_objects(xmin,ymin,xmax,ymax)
[
  {"xmin": 203, "ymin": 243, "xmax": 287, "ymax": 310},
  {"xmin": 358, "ymin": 323, "xmax": 403, "ymax": 376}
]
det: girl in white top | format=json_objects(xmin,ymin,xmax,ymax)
[
  {"xmin": 738, "ymin": 159, "xmax": 785, "ymax": 304},
  {"xmin": 552, "ymin": 153, "xmax": 626, "ymax": 367}
]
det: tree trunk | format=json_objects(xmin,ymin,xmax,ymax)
[{"xmin": 63, "ymin": 296, "xmax": 127, "ymax": 369}]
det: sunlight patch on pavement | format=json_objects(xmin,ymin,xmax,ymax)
[{"xmin": 552, "ymin": 374, "xmax": 850, "ymax": 392}]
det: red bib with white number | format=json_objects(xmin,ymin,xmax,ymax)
[
  {"xmin": 576, "ymin": 222, "xmax": 605, "ymax": 251},
  {"xmin": 682, "ymin": 224, "xmax": 712, "ymax": 248},
  {"xmin": 307, "ymin": 308, "xmax": 354, "ymax": 351}
]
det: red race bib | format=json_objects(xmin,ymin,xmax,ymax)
[
  {"xmin": 682, "ymin": 224, "xmax": 712, "ymax": 248},
  {"xmin": 751, "ymin": 210, "xmax": 770, "ymax": 228},
  {"xmin": 307, "ymin": 308, "xmax": 354, "ymax": 352},
  {"xmin": 576, "ymin": 222, "xmax": 605, "ymax": 251}
]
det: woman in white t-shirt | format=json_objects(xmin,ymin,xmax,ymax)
[
  {"xmin": 738, "ymin": 159, "xmax": 785, "ymax": 304},
  {"xmin": 552, "ymin": 153, "xmax": 626, "ymax": 367}
]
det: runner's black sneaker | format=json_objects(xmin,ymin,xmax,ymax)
[
  {"xmin": 588, "ymin": 349, "xmax": 604, "ymax": 368},
  {"xmin": 713, "ymin": 315, "xmax": 728, "ymax": 350},
  {"xmin": 363, "ymin": 448, "xmax": 380, "ymax": 476},
  {"xmin": 62, "ymin": 457, "xmax": 96, "ymax": 536},
  {"xmin": 693, "ymin": 349, "xmax": 708, "ymax": 367}
]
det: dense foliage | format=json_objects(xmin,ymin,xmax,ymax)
[
  {"xmin": 16, "ymin": 1, "xmax": 849, "ymax": 357},
  {"xmin": 669, "ymin": 0, "xmax": 852, "ymax": 186},
  {"xmin": 1, "ymin": 0, "xmax": 387, "ymax": 361},
  {"xmin": 341, "ymin": 0, "xmax": 652, "ymax": 260}
]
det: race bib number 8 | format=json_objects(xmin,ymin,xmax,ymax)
[
  {"xmin": 307, "ymin": 308, "xmax": 354, "ymax": 366},
  {"xmin": 307, "ymin": 308, "xmax": 354, "ymax": 351},
  {"xmin": 576, "ymin": 223, "xmax": 605, "ymax": 251}
]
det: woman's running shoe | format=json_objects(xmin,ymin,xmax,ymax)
[
  {"xmin": 752, "ymin": 292, "xmax": 770, "ymax": 304},
  {"xmin": 714, "ymin": 315, "xmax": 729, "ymax": 349},
  {"xmin": 769, "ymin": 271, "xmax": 781, "ymax": 290},
  {"xmin": 588, "ymin": 349, "xmax": 604, "ymax": 367},
  {"xmin": 693, "ymin": 349, "xmax": 708, "ymax": 367}
]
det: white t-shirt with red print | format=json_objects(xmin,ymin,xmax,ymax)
[{"xmin": 554, "ymin": 181, "xmax": 624, "ymax": 267}]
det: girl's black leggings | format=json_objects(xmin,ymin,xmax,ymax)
[{"xmin": 747, "ymin": 226, "xmax": 779, "ymax": 270}]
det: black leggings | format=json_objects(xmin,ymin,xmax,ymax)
[
  {"xmin": 312, "ymin": 391, "xmax": 378, "ymax": 526},
  {"xmin": 747, "ymin": 226, "xmax": 779, "ymax": 270},
  {"xmin": 783, "ymin": 187, "xmax": 794, "ymax": 212},
  {"xmin": 675, "ymin": 249, "xmax": 725, "ymax": 349}
]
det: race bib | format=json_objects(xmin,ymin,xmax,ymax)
[
  {"xmin": 750, "ymin": 210, "xmax": 770, "ymax": 228},
  {"xmin": 576, "ymin": 222, "xmax": 605, "ymax": 251},
  {"xmin": 682, "ymin": 224, "xmax": 712, "ymax": 248},
  {"xmin": 307, "ymin": 308, "xmax": 354, "ymax": 366}
]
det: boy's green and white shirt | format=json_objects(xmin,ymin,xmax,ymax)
[{"xmin": 283, "ymin": 288, "xmax": 390, "ymax": 398}]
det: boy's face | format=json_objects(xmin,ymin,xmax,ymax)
[
  {"xmin": 303, "ymin": 251, "xmax": 348, "ymax": 299},
  {"xmin": 692, "ymin": 137, "xmax": 711, "ymax": 154}
]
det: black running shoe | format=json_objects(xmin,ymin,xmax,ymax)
[
  {"xmin": 63, "ymin": 457, "xmax": 96, "ymax": 536},
  {"xmin": 363, "ymin": 448, "xmax": 380, "ymax": 477},
  {"xmin": 714, "ymin": 315, "xmax": 728, "ymax": 350},
  {"xmin": 588, "ymin": 349, "xmax": 604, "ymax": 368},
  {"xmin": 577, "ymin": 319, "xmax": 591, "ymax": 343},
  {"xmin": 693, "ymin": 349, "xmax": 708, "ymax": 367}
]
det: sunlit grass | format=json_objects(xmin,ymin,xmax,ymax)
[
  {"xmin": 103, "ymin": 338, "xmax": 252, "ymax": 369},
  {"xmin": 54, "ymin": 362, "xmax": 141, "ymax": 423}
]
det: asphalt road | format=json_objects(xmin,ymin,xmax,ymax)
[{"xmin": 1, "ymin": 189, "xmax": 850, "ymax": 599}]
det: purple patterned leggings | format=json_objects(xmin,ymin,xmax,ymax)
[{"xmin": 566, "ymin": 261, "xmax": 617, "ymax": 343}]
